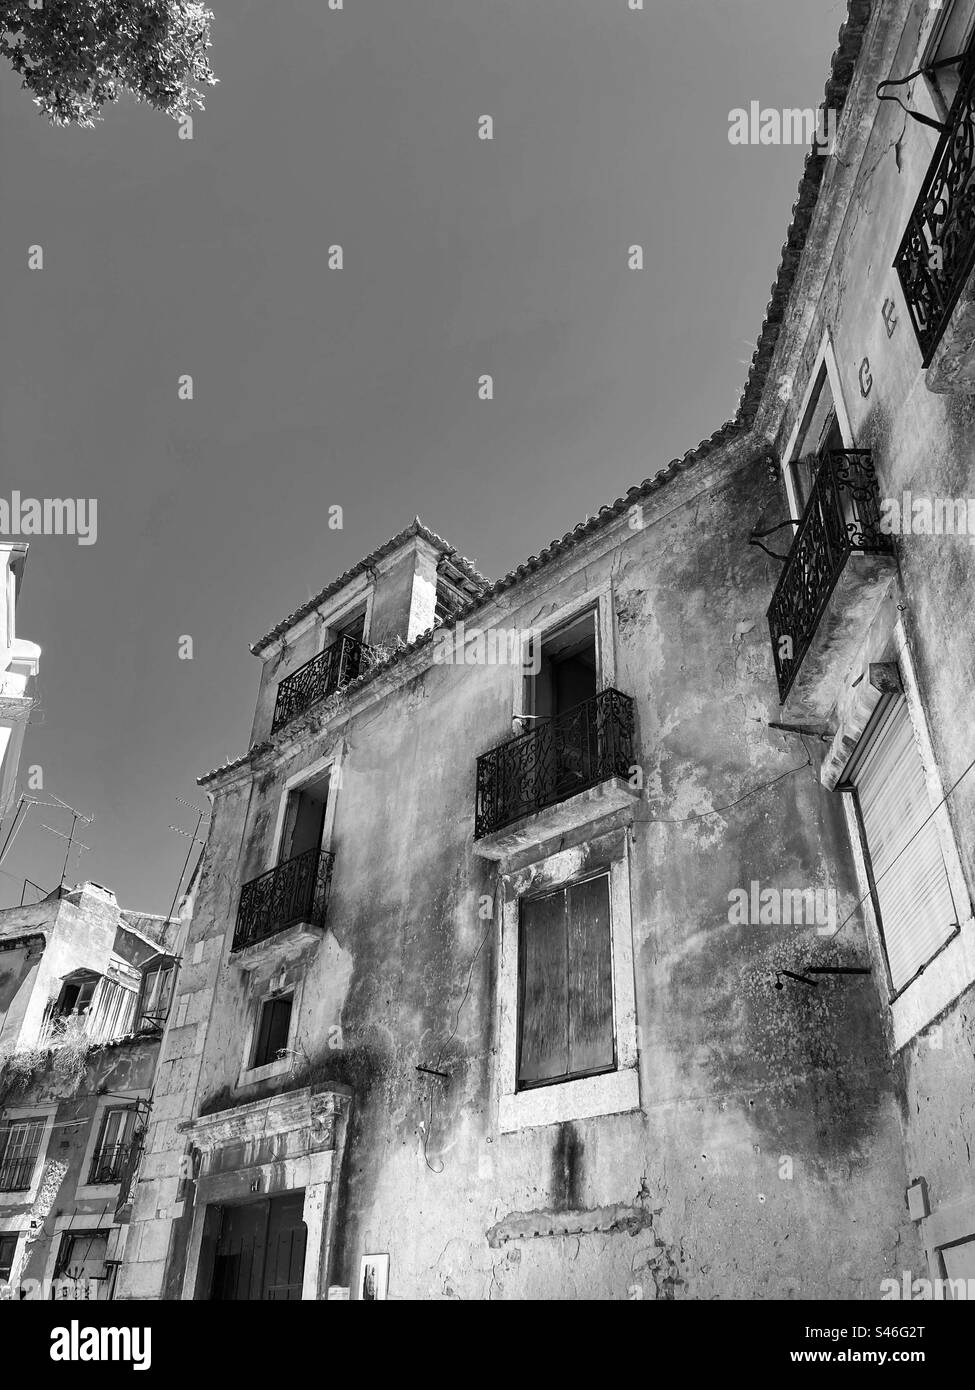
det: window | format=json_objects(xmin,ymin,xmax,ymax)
[
  {"xmin": 52, "ymin": 1231, "xmax": 113, "ymax": 1300},
  {"xmin": 528, "ymin": 610, "xmax": 598, "ymax": 723},
  {"xmin": 137, "ymin": 958, "xmax": 177, "ymax": 1031},
  {"xmin": 279, "ymin": 777, "xmax": 329, "ymax": 864},
  {"xmin": 0, "ymin": 1233, "xmax": 17, "ymax": 1284},
  {"xmin": 518, "ymin": 874, "xmax": 614, "ymax": 1089},
  {"xmin": 334, "ymin": 607, "xmax": 366, "ymax": 646},
  {"xmin": 846, "ymin": 696, "xmax": 959, "ymax": 994},
  {"xmin": 922, "ymin": 0, "xmax": 975, "ymax": 117},
  {"xmin": 787, "ymin": 363, "xmax": 845, "ymax": 514},
  {"xmin": 0, "ymin": 1117, "xmax": 45, "ymax": 1192},
  {"xmin": 50, "ymin": 972, "xmax": 98, "ymax": 1027},
  {"xmin": 251, "ymin": 994, "xmax": 293, "ymax": 1069},
  {"xmin": 88, "ymin": 1107, "xmax": 139, "ymax": 1186}
]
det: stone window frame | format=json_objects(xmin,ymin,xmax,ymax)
[
  {"xmin": 494, "ymin": 829, "xmax": 640, "ymax": 1133},
  {"xmin": 268, "ymin": 747, "xmax": 343, "ymax": 871},
  {"xmin": 829, "ymin": 619, "xmax": 974, "ymax": 1049},
  {"xmin": 780, "ymin": 330, "xmax": 855, "ymax": 530},
  {"xmin": 511, "ymin": 583, "xmax": 617, "ymax": 727},
  {"xmin": 0, "ymin": 1105, "xmax": 56, "ymax": 1207},
  {"xmin": 236, "ymin": 975, "xmax": 305, "ymax": 1089},
  {"xmin": 313, "ymin": 585, "xmax": 375, "ymax": 656}
]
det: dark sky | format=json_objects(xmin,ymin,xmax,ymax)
[{"xmin": 1, "ymin": 0, "xmax": 845, "ymax": 912}]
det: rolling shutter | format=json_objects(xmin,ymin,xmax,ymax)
[{"xmin": 852, "ymin": 698, "xmax": 957, "ymax": 991}]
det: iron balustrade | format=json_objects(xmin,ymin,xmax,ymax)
[
  {"xmin": 271, "ymin": 633, "xmax": 370, "ymax": 733},
  {"xmin": 768, "ymin": 449, "xmax": 892, "ymax": 703},
  {"xmin": 88, "ymin": 1142, "xmax": 136, "ymax": 1187},
  {"xmin": 233, "ymin": 846, "xmax": 335, "ymax": 952},
  {"xmin": 894, "ymin": 50, "xmax": 975, "ymax": 365},
  {"xmin": 474, "ymin": 688, "xmax": 635, "ymax": 838},
  {"xmin": 0, "ymin": 1156, "xmax": 36, "ymax": 1192}
]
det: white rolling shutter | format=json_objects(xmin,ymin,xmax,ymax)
[{"xmin": 853, "ymin": 698, "xmax": 957, "ymax": 991}]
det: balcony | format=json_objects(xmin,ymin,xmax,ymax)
[
  {"xmin": 88, "ymin": 1142, "xmax": 136, "ymax": 1187},
  {"xmin": 232, "ymin": 846, "xmax": 335, "ymax": 955},
  {"xmin": 768, "ymin": 450, "xmax": 895, "ymax": 716},
  {"xmin": 474, "ymin": 688, "xmax": 638, "ymax": 858},
  {"xmin": 894, "ymin": 53, "xmax": 975, "ymax": 388},
  {"xmin": 271, "ymin": 633, "xmax": 370, "ymax": 734}
]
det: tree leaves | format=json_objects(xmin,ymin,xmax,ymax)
[{"xmin": 0, "ymin": 1, "xmax": 217, "ymax": 128}]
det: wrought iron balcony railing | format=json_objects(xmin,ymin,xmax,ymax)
[
  {"xmin": 233, "ymin": 846, "xmax": 335, "ymax": 952},
  {"xmin": 768, "ymin": 449, "xmax": 892, "ymax": 703},
  {"xmin": 475, "ymin": 688, "xmax": 635, "ymax": 838},
  {"xmin": 271, "ymin": 633, "xmax": 370, "ymax": 733},
  {"xmin": 88, "ymin": 1142, "xmax": 136, "ymax": 1187},
  {"xmin": 0, "ymin": 1156, "xmax": 37, "ymax": 1192},
  {"xmin": 894, "ymin": 51, "xmax": 975, "ymax": 365}
]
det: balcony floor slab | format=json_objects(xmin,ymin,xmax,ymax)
[{"xmin": 473, "ymin": 777, "xmax": 643, "ymax": 861}]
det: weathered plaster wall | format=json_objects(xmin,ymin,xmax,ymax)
[
  {"xmin": 752, "ymin": 0, "xmax": 975, "ymax": 1270},
  {"xmin": 132, "ymin": 440, "xmax": 921, "ymax": 1302}
]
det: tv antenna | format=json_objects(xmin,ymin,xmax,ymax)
[{"xmin": 165, "ymin": 797, "xmax": 211, "ymax": 928}]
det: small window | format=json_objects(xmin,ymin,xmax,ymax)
[
  {"xmin": 88, "ymin": 1107, "xmax": 139, "ymax": 1186},
  {"xmin": 0, "ymin": 1117, "xmax": 45, "ymax": 1192},
  {"xmin": 251, "ymin": 994, "xmax": 293, "ymax": 1069},
  {"xmin": 0, "ymin": 1233, "xmax": 17, "ymax": 1285},
  {"xmin": 847, "ymin": 696, "xmax": 959, "ymax": 993},
  {"xmin": 517, "ymin": 874, "xmax": 615, "ymax": 1089},
  {"xmin": 51, "ymin": 973, "xmax": 98, "ymax": 1026},
  {"xmin": 138, "ymin": 958, "xmax": 177, "ymax": 1031}
]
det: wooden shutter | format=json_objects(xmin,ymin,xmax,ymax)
[
  {"xmin": 567, "ymin": 876, "xmax": 615, "ymax": 1074},
  {"xmin": 853, "ymin": 698, "xmax": 957, "ymax": 991},
  {"xmin": 518, "ymin": 890, "xmax": 568, "ymax": 1085},
  {"xmin": 518, "ymin": 874, "xmax": 614, "ymax": 1087}
]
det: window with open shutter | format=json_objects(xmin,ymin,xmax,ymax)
[
  {"xmin": 517, "ymin": 873, "xmax": 614, "ymax": 1089},
  {"xmin": 850, "ymin": 697, "xmax": 958, "ymax": 993}
]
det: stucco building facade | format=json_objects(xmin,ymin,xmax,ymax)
[{"xmin": 116, "ymin": 0, "xmax": 975, "ymax": 1300}]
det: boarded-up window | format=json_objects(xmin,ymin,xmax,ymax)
[
  {"xmin": 851, "ymin": 697, "xmax": 958, "ymax": 993},
  {"xmin": 518, "ymin": 874, "xmax": 614, "ymax": 1088}
]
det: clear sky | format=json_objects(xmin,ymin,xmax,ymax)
[{"xmin": 0, "ymin": 0, "xmax": 846, "ymax": 912}]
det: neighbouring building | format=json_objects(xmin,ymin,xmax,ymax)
[
  {"xmin": 0, "ymin": 882, "xmax": 179, "ymax": 1299},
  {"xmin": 0, "ymin": 543, "xmax": 40, "ymax": 822},
  {"xmin": 117, "ymin": 0, "xmax": 975, "ymax": 1301}
]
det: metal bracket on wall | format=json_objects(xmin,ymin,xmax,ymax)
[{"xmin": 748, "ymin": 518, "xmax": 800, "ymax": 562}]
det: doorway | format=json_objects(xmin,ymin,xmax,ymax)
[{"xmin": 209, "ymin": 1192, "xmax": 307, "ymax": 1301}]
